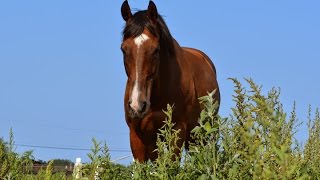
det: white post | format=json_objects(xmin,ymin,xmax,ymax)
[{"xmin": 73, "ymin": 158, "xmax": 83, "ymax": 179}]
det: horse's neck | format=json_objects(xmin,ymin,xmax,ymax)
[{"xmin": 151, "ymin": 39, "xmax": 182, "ymax": 102}]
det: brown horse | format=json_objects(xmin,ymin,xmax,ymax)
[{"xmin": 120, "ymin": 0, "xmax": 220, "ymax": 162}]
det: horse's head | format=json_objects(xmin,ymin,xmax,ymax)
[{"xmin": 121, "ymin": 1, "xmax": 161, "ymax": 119}]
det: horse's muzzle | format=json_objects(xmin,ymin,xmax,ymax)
[{"xmin": 127, "ymin": 100, "xmax": 149, "ymax": 119}]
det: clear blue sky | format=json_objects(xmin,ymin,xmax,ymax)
[{"xmin": 0, "ymin": 0, "xmax": 319, "ymax": 164}]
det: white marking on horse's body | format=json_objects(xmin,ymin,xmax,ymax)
[
  {"xmin": 134, "ymin": 34, "xmax": 149, "ymax": 48},
  {"xmin": 130, "ymin": 34, "xmax": 150, "ymax": 112},
  {"xmin": 130, "ymin": 81, "xmax": 140, "ymax": 111}
]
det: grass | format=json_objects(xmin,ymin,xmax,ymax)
[{"xmin": 1, "ymin": 78, "xmax": 320, "ymax": 179}]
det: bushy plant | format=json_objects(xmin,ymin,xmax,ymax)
[
  {"xmin": 216, "ymin": 78, "xmax": 307, "ymax": 179},
  {"xmin": 181, "ymin": 90, "xmax": 222, "ymax": 179},
  {"xmin": 302, "ymin": 107, "xmax": 320, "ymax": 178},
  {"xmin": 81, "ymin": 138, "xmax": 131, "ymax": 180},
  {"xmin": 0, "ymin": 128, "xmax": 33, "ymax": 180},
  {"xmin": 131, "ymin": 104, "xmax": 183, "ymax": 179}
]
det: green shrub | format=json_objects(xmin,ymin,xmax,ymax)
[
  {"xmin": 131, "ymin": 104, "xmax": 183, "ymax": 180},
  {"xmin": 302, "ymin": 107, "xmax": 320, "ymax": 178},
  {"xmin": 0, "ymin": 128, "xmax": 33, "ymax": 180},
  {"xmin": 80, "ymin": 138, "xmax": 131, "ymax": 180},
  {"xmin": 216, "ymin": 78, "xmax": 307, "ymax": 179}
]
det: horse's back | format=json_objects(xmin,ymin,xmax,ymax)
[
  {"xmin": 183, "ymin": 47, "xmax": 217, "ymax": 74},
  {"xmin": 182, "ymin": 47, "xmax": 220, "ymax": 101}
]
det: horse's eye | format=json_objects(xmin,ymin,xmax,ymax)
[
  {"xmin": 121, "ymin": 47, "xmax": 129, "ymax": 60},
  {"xmin": 147, "ymin": 73, "xmax": 155, "ymax": 81},
  {"xmin": 153, "ymin": 46, "xmax": 160, "ymax": 55}
]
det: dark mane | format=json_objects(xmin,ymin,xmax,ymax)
[{"xmin": 122, "ymin": 10, "xmax": 176, "ymax": 57}]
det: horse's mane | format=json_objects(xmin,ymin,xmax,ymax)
[{"xmin": 122, "ymin": 10, "xmax": 176, "ymax": 57}]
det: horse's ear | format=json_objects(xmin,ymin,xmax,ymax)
[
  {"xmin": 121, "ymin": 0, "xmax": 132, "ymax": 21},
  {"xmin": 147, "ymin": 1, "xmax": 158, "ymax": 22}
]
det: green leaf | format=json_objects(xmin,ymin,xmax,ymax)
[{"xmin": 204, "ymin": 122, "xmax": 212, "ymax": 132}]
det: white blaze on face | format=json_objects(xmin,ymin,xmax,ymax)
[
  {"xmin": 130, "ymin": 81, "xmax": 140, "ymax": 111},
  {"xmin": 130, "ymin": 34, "xmax": 150, "ymax": 112},
  {"xmin": 134, "ymin": 33, "xmax": 150, "ymax": 48}
]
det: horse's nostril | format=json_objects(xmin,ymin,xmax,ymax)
[{"xmin": 140, "ymin": 101, "xmax": 147, "ymax": 113}]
